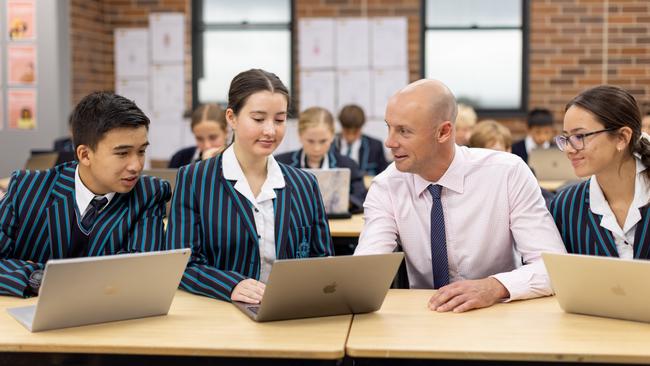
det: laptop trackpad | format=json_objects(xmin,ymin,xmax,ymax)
[{"xmin": 7, "ymin": 305, "xmax": 36, "ymax": 329}]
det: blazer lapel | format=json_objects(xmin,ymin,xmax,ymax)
[
  {"xmin": 633, "ymin": 205, "xmax": 650, "ymax": 259},
  {"xmin": 87, "ymin": 193, "xmax": 127, "ymax": 256},
  {"xmin": 46, "ymin": 165, "xmax": 76, "ymax": 259},
  {"xmin": 274, "ymin": 180, "xmax": 292, "ymax": 259},
  {"xmin": 218, "ymin": 156, "xmax": 258, "ymax": 244},
  {"xmin": 584, "ymin": 185, "xmax": 619, "ymax": 257}
]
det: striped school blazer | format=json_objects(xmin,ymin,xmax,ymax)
[
  {"xmin": 274, "ymin": 147, "xmax": 367, "ymax": 213},
  {"xmin": 549, "ymin": 180, "xmax": 650, "ymax": 258},
  {"xmin": 0, "ymin": 162, "xmax": 171, "ymax": 297},
  {"xmin": 165, "ymin": 155, "xmax": 334, "ymax": 302}
]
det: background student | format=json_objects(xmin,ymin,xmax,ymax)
[
  {"xmin": 453, "ymin": 103, "xmax": 477, "ymax": 146},
  {"xmin": 275, "ymin": 106, "xmax": 367, "ymax": 213},
  {"xmin": 512, "ymin": 108, "xmax": 557, "ymax": 163},
  {"xmin": 333, "ymin": 104, "xmax": 389, "ymax": 176},
  {"xmin": 166, "ymin": 69, "xmax": 334, "ymax": 304},
  {"xmin": 551, "ymin": 85, "xmax": 650, "ymax": 259},
  {"xmin": 0, "ymin": 91, "xmax": 170, "ymax": 297},
  {"xmin": 168, "ymin": 103, "xmax": 228, "ymax": 168}
]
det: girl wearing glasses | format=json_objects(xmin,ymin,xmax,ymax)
[{"xmin": 550, "ymin": 85, "xmax": 650, "ymax": 259}]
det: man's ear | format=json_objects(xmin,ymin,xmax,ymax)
[
  {"xmin": 438, "ymin": 121, "xmax": 454, "ymax": 143},
  {"xmin": 76, "ymin": 144, "xmax": 92, "ymax": 167}
]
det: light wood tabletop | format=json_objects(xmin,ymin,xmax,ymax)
[
  {"xmin": 539, "ymin": 179, "xmax": 568, "ymax": 192},
  {"xmin": 347, "ymin": 289, "xmax": 650, "ymax": 364},
  {"xmin": 328, "ymin": 214, "xmax": 364, "ymax": 238},
  {"xmin": 0, "ymin": 290, "xmax": 352, "ymax": 359}
]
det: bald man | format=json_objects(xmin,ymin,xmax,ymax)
[{"xmin": 355, "ymin": 79, "xmax": 566, "ymax": 312}]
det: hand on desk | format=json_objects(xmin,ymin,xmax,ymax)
[
  {"xmin": 428, "ymin": 277, "xmax": 509, "ymax": 313},
  {"xmin": 202, "ymin": 147, "xmax": 225, "ymax": 161},
  {"xmin": 231, "ymin": 279, "xmax": 266, "ymax": 304}
]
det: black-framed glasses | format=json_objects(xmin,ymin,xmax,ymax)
[{"xmin": 555, "ymin": 128, "xmax": 617, "ymax": 152}]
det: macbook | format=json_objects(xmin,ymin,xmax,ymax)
[
  {"xmin": 7, "ymin": 249, "xmax": 190, "ymax": 332},
  {"xmin": 528, "ymin": 148, "xmax": 580, "ymax": 181},
  {"xmin": 234, "ymin": 253, "xmax": 404, "ymax": 322},
  {"xmin": 543, "ymin": 252, "xmax": 650, "ymax": 323},
  {"xmin": 304, "ymin": 168, "xmax": 351, "ymax": 219}
]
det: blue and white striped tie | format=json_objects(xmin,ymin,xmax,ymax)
[{"xmin": 428, "ymin": 184, "xmax": 449, "ymax": 289}]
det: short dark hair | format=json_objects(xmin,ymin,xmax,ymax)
[
  {"xmin": 338, "ymin": 104, "xmax": 366, "ymax": 129},
  {"xmin": 71, "ymin": 91, "xmax": 149, "ymax": 151},
  {"xmin": 527, "ymin": 108, "xmax": 554, "ymax": 127},
  {"xmin": 227, "ymin": 69, "xmax": 290, "ymax": 115}
]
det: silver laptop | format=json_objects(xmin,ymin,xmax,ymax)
[
  {"xmin": 543, "ymin": 252, "xmax": 650, "ymax": 323},
  {"xmin": 528, "ymin": 148, "xmax": 580, "ymax": 181},
  {"xmin": 303, "ymin": 168, "xmax": 351, "ymax": 219},
  {"xmin": 7, "ymin": 249, "xmax": 190, "ymax": 332},
  {"xmin": 234, "ymin": 253, "xmax": 404, "ymax": 322}
]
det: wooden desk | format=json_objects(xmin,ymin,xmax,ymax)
[
  {"xmin": 539, "ymin": 179, "xmax": 568, "ymax": 192},
  {"xmin": 328, "ymin": 214, "xmax": 364, "ymax": 238},
  {"xmin": 363, "ymin": 175, "xmax": 373, "ymax": 189},
  {"xmin": 347, "ymin": 289, "xmax": 650, "ymax": 364},
  {"xmin": 0, "ymin": 290, "xmax": 351, "ymax": 360}
]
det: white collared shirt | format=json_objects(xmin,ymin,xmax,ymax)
[
  {"xmin": 299, "ymin": 150, "xmax": 330, "ymax": 170},
  {"xmin": 339, "ymin": 137, "xmax": 361, "ymax": 165},
  {"xmin": 355, "ymin": 145, "xmax": 566, "ymax": 301},
  {"xmin": 222, "ymin": 145, "xmax": 286, "ymax": 283},
  {"xmin": 75, "ymin": 166, "xmax": 115, "ymax": 217},
  {"xmin": 525, "ymin": 135, "xmax": 551, "ymax": 155},
  {"xmin": 589, "ymin": 159, "xmax": 650, "ymax": 259}
]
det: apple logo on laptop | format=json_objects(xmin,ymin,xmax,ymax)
[
  {"xmin": 610, "ymin": 284, "xmax": 626, "ymax": 296},
  {"xmin": 323, "ymin": 282, "xmax": 337, "ymax": 294}
]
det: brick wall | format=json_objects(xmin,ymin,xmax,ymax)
[
  {"xmin": 70, "ymin": 0, "xmax": 650, "ymax": 138},
  {"xmin": 69, "ymin": 0, "xmax": 191, "ymax": 108}
]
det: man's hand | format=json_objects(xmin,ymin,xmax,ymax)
[
  {"xmin": 428, "ymin": 277, "xmax": 509, "ymax": 313},
  {"xmin": 231, "ymin": 279, "xmax": 266, "ymax": 304}
]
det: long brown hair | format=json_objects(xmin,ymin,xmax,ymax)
[{"xmin": 227, "ymin": 69, "xmax": 289, "ymax": 115}]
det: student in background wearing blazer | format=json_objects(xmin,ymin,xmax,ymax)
[
  {"xmin": 275, "ymin": 106, "xmax": 367, "ymax": 213},
  {"xmin": 550, "ymin": 85, "xmax": 650, "ymax": 259},
  {"xmin": 0, "ymin": 92, "xmax": 171, "ymax": 297},
  {"xmin": 166, "ymin": 69, "xmax": 334, "ymax": 304},
  {"xmin": 333, "ymin": 104, "xmax": 388, "ymax": 176},
  {"xmin": 512, "ymin": 108, "xmax": 557, "ymax": 164},
  {"xmin": 168, "ymin": 103, "xmax": 228, "ymax": 168}
]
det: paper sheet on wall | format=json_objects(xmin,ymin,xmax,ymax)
[
  {"xmin": 7, "ymin": 0, "xmax": 35, "ymax": 40},
  {"xmin": 7, "ymin": 44, "xmax": 35, "ymax": 85},
  {"xmin": 116, "ymin": 78, "xmax": 151, "ymax": 117},
  {"xmin": 147, "ymin": 115, "xmax": 185, "ymax": 161},
  {"xmin": 300, "ymin": 70, "xmax": 336, "ymax": 114},
  {"xmin": 114, "ymin": 28, "xmax": 149, "ymax": 78},
  {"xmin": 371, "ymin": 17, "xmax": 407, "ymax": 68},
  {"xmin": 337, "ymin": 69, "xmax": 371, "ymax": 116},
  {"xmin": 299, "ymin": 18, "xmax": 335, "ymax": 69},
  {"xmin": 150, "ymin": 13, "xmax": 184, "ymax": 63},
  {"xmin": 8, "ymin": 89, "xmax": 36, "ymax": 130},
  {"xmin": 372, "ymin": 68, "xmax": 408, "ymax": 119},
  {"xmin": 336, "ymin": 18, "xmax": 369, "ymax": 68},
  {"xmin": 151, "ymin": 64, "xmax": 184, "ymax": 115}
]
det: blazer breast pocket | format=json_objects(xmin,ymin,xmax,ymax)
[{"xmin": 296, "ymin": 225, "xmax": 312, "ymax": 258}]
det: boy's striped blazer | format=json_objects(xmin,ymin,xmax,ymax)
[
  {"xmin": 549, "ymin": 180, "xmax": 650, "ymax": 258},
  {"xmin": 165, "ymin": 155, "xmax": 334, "ymax": 302},
  {"xmin": 0, "ymin": 162, "xmax": 171, "ymax": 297}
]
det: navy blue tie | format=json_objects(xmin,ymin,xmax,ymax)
[
  {"xmin": 81, "ymin": 196, "xmax": 108, "ymax": 232},
  {"xmin": 428, "ymin": 184, "xmax": 449, "ymax": 289}
]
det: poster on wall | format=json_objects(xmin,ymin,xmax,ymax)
[
  {"xmin": 150, "ymin": 13, "xmax": 184, "ymax": 63},
  {"xmin": 8, "ymin": 89, "xmax": 36, "ymax": 130},
  {"xmin": 114, "ymin": 28, "xmax": 149, "ymax": 78},
  {"xmin": 8, "ymin": 44, "xmax": 36, "ymax": 85},
  {"xmin": 7, "ymin": 0, "xmax": 35, "ymax": 40}
]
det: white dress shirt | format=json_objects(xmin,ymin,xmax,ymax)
[
  {"xmin": 75, "ymin": 166, "xmax": 114, "ymax": 217},
  {"xmin": 222, "ymin": 146, "xmax": 286, "ymax": 283},
  {"xmin": 355, "ymin": 145, "xmax": 566, "ymax": 301},
  {"xmin": 525, "ymin": 135, "xmax": 551, "ymax": 155},
  {"xmin": 339, "ymin": 137, "xmax": 361, "ymax": 165},
  {"xmin": 589, "ymin": 158, "xmax": 650, "ymax": 259},
  {"xmin": 299, "ymin": 150, "xmax": 330, "ymax": 170}
]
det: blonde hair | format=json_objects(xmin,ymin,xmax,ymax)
[
  {"xmin": 469, "ymin": 120, "xmax": 512, "ymax": 150},
  {"xmin": 455, "ymin": 103, "xmax": 477, "ymax": 129},
  {"xmin": 298, "ymin": 107, "xmax": 335, "ymax": 135}
]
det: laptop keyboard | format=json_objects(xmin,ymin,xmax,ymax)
[{"xmin": 247, "ymin": 306, "xmax": 260, "ymax": 314}]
